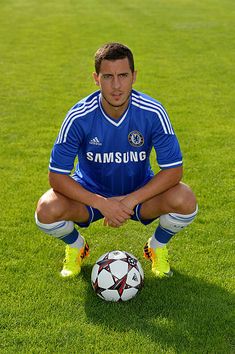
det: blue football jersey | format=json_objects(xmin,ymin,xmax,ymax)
[{"xmin": 49, "ymin": 89, "xmax": 183, "ymax": 197}]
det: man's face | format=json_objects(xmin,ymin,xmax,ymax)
[{"xmin": 93, "ymin": 58, "xmax": 137, "ymax": 111}]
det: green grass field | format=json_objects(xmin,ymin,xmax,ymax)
[{"xmin": 1, "ymin": 0, "xmax": 235, "ymax": 353}]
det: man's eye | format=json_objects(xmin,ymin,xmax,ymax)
[{"xmin": 103, "ymin": 74, "xmax": 112, "ymax": 79}]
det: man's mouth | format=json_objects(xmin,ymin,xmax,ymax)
[
  {"xmin": 112, "ymin": 93, "xmax": 122, "ymax": 100},
  {"xmin": 102, "ymin": 91, "xmax": 131, "ymax": 109}
]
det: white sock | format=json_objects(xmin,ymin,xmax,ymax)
[
  {"xmin": 150, "ymin": 205, "xmax": 198, "ymax": 249},
  {"xmin": 35, "ymin": 213, "xmax": 84, "ymax": 249}
]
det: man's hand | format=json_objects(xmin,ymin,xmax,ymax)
[
  {"xmin": 119, "ymin": 194, "xmax": 139, "ymax": 211},
  {"xmin": 97, "ymin": 197, "xmax": 134, "ymax": 228},
  {"xmin": 102, "ymin": 195, "xmax": 138, "ymax": 228}
]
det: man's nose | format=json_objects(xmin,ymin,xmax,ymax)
[{"xmin": 112, "ymin": 76, "xmax": 121, "ymax": 89}]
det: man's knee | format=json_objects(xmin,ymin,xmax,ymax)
[
  {"xmin": 36, "ymin": 192, "xmax": 63, "ymax": 223},
  {"xmin": 175, "ymin": 183, "xmax": 197, "ymax": 214},
  {"xmin": 35, "ymin": 190, "xmax": 90, "ymax": 224}
]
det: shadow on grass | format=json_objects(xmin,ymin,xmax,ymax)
[{"xmin": 82, "ymin": 264, "xmax": 234, "ymax": 352}]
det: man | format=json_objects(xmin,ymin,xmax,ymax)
[{"xmin": 35, "ymin": 42, "xmax": 197, "ymax": 278}]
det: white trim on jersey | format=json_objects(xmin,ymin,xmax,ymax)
[
  {"xmin": 159, "ymin": 160, "xmax": 183, "ymax": 168},
  {"xmin": 57, "ymin": 97, "xmax": 98, "ymax": 144},
  {"xmin": 49, "ymin": 165, "xmax": 71, "ymax": 174},
  {"xmin": 132, "ymin": 92, "xmax": 172, "ymax": 121},
  {"xmin": 98, "ymin": 94, "xmax": 130, "ymax": 127},
  {"xmin": 132, "ymin": 101, "xmax": 168, "ymax": 134},
  {"xmin": 132, "ymin": 93, "xmax": 174, "ymax": 135},
  {"xmin": 63, "ymin": 104, "xmax": 98, "ymax": 143}
]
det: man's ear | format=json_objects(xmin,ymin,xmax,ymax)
[
  {"xmin": 132, "ymin": 70, "xmax": 137, "ymax": 84},
  {"xmin": 93, "ymin": 72, "xmax": 99, "ymax": 86}
]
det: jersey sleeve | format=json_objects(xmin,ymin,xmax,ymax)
[
  {"xmin": 152, "ymin": 105, "xmax": 183, "ymax": 169},
  {"xmin": 49, "ymin": 116, "xmax": 83, "ymax": 175}
]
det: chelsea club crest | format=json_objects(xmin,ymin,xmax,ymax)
[{"xmin": 128, "ymin": 131, "xmax": 144, "ymax": 147}]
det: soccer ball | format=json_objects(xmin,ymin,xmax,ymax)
[{"xmin": 91, "ymin": 250, "xmax": 144, "ymax": 302}]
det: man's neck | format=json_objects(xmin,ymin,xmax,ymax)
[{"xmin": 101, "ymin": 95, "xmax": 130, "ymax": 119}]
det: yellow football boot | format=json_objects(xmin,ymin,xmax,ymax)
[
  {"xmin": 144, "ymin": 238, "xmax": 173, "ymax": 278},
  {"xmin": 61, "ymin": 242, "xmax": 89, "ymax": 278}
]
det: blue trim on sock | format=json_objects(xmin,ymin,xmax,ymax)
[
  {"xmin": 37, "ymin": 221, "xmax": 67, "ymax": 233},
  {"xmin": 169, "ymin": 214, "xmax": 196, "ymax": 222},
  {"xmin": 60, "ymin": 228, "xmax": 78, "ymax": 244},
  {"xmin": 154, "ymin": 225, "xmax": 175, "ymax": 243}
]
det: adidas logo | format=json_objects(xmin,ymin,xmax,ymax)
[{"xmin": 89, "ymin": 137, "xmax": 102, "ymax": 146}]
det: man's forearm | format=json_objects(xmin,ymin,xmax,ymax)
[
  {"xmin": 49, "ymin": 172, "xmax": 105, "ymax": 209},
  {"xmin": 124, "ymin": 166, "xmax": 183, "ymax": 207}
]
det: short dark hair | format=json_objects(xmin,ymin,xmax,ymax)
[{"xmin": 94, "ymin": 42, "xmax": 135, "ymax": 74}]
